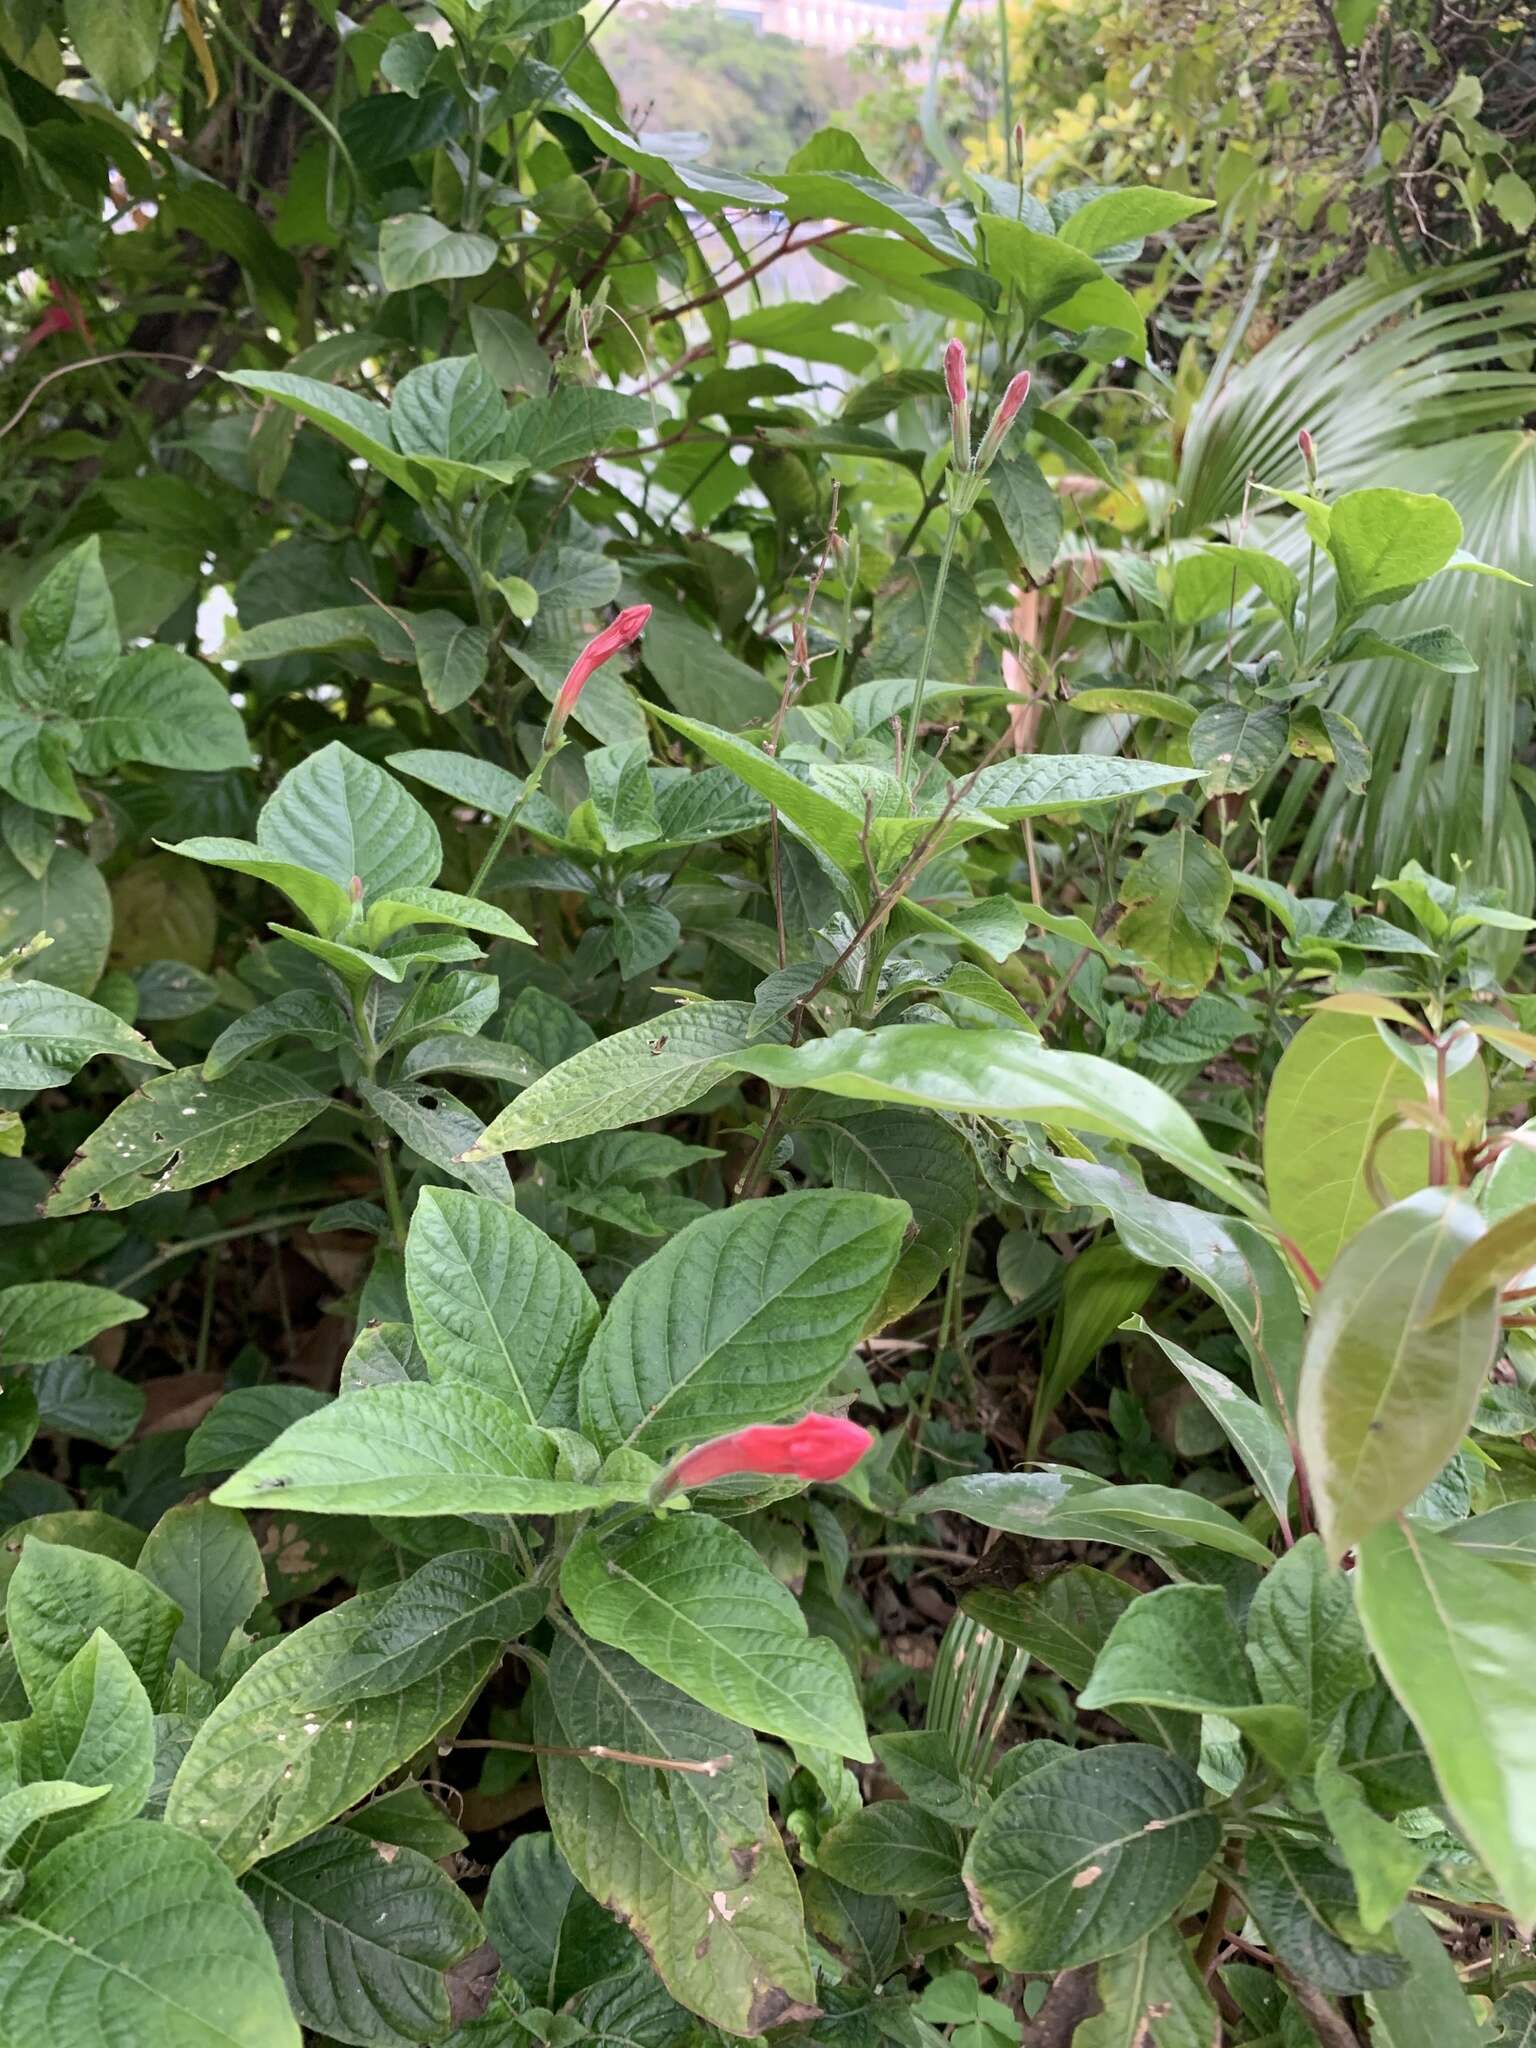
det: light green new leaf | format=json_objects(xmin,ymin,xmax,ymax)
[
  {"xmin": 578, "ymin": 1189, "xmax": 905, "ymax": 1454},
  {"xmin": 963, "ymin": 1745, "xmax": 1219, "ymax": 1971},
  {"xmin": 405, "ymin": 1187, "xmax": 597, "ymax": 1426},
  {"xmin": 45, "ymin": 1065, "xmax": 330, "ymax": 1217},
  {"xmin": 11, "ymin": 1632, "xmax": 155, "ymax": 1853},
  {"xmin": 72, "ymin": 648, "xmax": 249, "ymax": 775},
  {"xmin": 1333, "ymin": 625, "xmax": 1479, "ymax": 673},
  {"xmin": 562, "ymin": 1514, "xmax": 871, "ymax": 1758},
  {"xmin": 1245, "ymin": 1535, "xmax": 1371, "ymax": 1747},
  {"xmin": 1117, "ymin": 827, "xmax": 1233, "ymax": 994},
  {"xmin": 258, "ymin": 741, "xmax": 440, "ymax": 899},
  {"xmin": 61, "ymin": 0, "xmax": 164, "ymax": 102},
  {"xmin": 1355, "ymin": 1518, "xmax": 1536, "ymax": 1929},
  {"xmin": 166, "ymin": 1552, "xmax": 544, "ymax": 1869},
  {"xmin": 1263, "ymin": 1010, "xmax": 1486, "ymax": 1277},
  {"xmin": 0, "ymin": 1820, "xmax": 300, "ymax": 2046},
  {"xmin": 1424, "ymin": 1198, "xmax": 1536, "ymax": 1324},
  {"xmin": 165, "ymin": 836, "xmax": 354, "ymax": 936},
  {"xmin": 379, "ymin": 213, "xmax": 497, "ymax": 291},
  {"xmin": 1315, "ymin": 1756, "xmax": 1423, "ymax": 1932},
  {"xmin": 1327, "ymin": 487, "xmax": 1463, "ymax": 615},
  {"xmin": 224, "ymin": 368, "xmax": 426, "ymax": 499},
  {"xmin": 0, "ymin": 1282, "xmax": 146, "ymax": 1365},
  {"xmin": 1298, "ymin": 1188, "xmax": 1500, "ymax": 1560},
  {"xmin": 468, "ymin": 999, "xmax": 787, "ymax": 1156},
  {"xmin": 0, "ymin": 1782, "xmax": 110, "ymax": 1867},
  {"xmin": 976, "ymin": 216, "xmax": 1103, "ymax": 323},
  {"xmin": 963, "ymin": 753, "xmax": 1198, "ymax": 816},
  {"xmin": 211, "ymin": 1382, "xmax": 652, "ymax": 1517},
  {"xmin": 1079, "ymin": 1583, "xmax": 1306, "ymax": 1772},
  {"xmin": 0, "ymin": 980, "xmax": 169, "ymax": 1091},
  {"xmin": 6, "ymin": 1538, "xmax": 180, "ymax": 1705},
  {"xmin": 243, "ymin": 1824, "xmax": 481, "ymax": 2047},
  {"xmin": 1056, "ymin": 187, "xmax": 1213, "ymax": 254},
  {"xmin": 136, "ymin": 1503, "xmax": 266, "ymax": 1683}
]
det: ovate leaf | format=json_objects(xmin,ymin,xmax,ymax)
[
  {"xmin": 0, "ymin": 981, "xmax": 169, "ymax": 1091},
  {"xmin": 136, "ymin": 1503, "xmax": 266, "ymax": 1683},
  {"xmin": 7, "ymin": 1538, "xmax": 180, "ymax": 1704}
]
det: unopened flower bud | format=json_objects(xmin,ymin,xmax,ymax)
[
  {"xmin": 975, "ymin": 368, "xmax": 1031, "ymax": 471},
  {"xmin": 544, "ymin": 604, "xmax": 651, "ymax": 752},
  {"xmin": 654, "ymin": 1415, "xmax": 875, "ymax": 1499},
  {"xmin": 943, "ymin": 337, "xmax": 971, "ymax": 472},
  {"xmin": 1298, "ymin": 427, "xmax": 1317, "ymax": 483}
]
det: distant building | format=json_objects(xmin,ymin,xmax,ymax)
[{"xmin": 662, "ymin": 0, "xmax": 944, "ymax": 51}]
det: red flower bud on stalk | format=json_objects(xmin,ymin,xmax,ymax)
[
  {"xmin": 943, "ymin": 337, "xmax": 972, "ymax": 472},
  {"xmin": 543, "ymin": 603, "xmax": 651, "ymax": 751},
  {"xmin": 1298, "ymin": 427, "xmax": 1317, "ymax": 483},
  {"xmin": 975, "ymin": 369, "xmax": 1031, "ymax": 472},
  {"xmin": 655, "ymin": 1415, "xmax": 875, "ymax": 1498}
]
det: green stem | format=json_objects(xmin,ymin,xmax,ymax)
[
  {"xmin": 116, "ymin": 1210, "xmax": 329, "ymax": 1289},
  {"xmin": 466, "ymin": 744, "xmax": 558, "ymax": 900},
  {"xmin": 900, "ymin": 509, "xmax": 961, "ymax": 789},
  {"xmin": 374, "ymin": 1133, "xmax": 408, "ymax": 1245}
]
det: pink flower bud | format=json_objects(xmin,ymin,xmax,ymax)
[
  {"xmin": 544, "ymin": 604, "xmax": 651, "ymax": 750},
  {"xmin": 1298, "ymin": 427, "xmax": 1317, "ymax": 481},
  {"xmin": 944, "ymin": 337, "xmax": 972, "ymax": 472},
  {"xmin": 657, "ymin": 1415, "xmax": 875, "ymax": 1497},
  {"xmin": 975, "ymin": 368, "xmax": 1031, "ymax": 472}
]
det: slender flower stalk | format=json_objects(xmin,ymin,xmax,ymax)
[{"xmin": 653, "ymin": 1415, "xmax": 875, "ymax": 1500}]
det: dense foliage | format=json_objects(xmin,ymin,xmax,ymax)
[{"xmin": 1, "ymin": 5, "xmax": 1535, "ymax": 2048}]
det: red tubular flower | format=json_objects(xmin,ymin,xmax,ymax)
[
  {"xmin": 543, "ymin": 603, "xmax": 651, "ymax": 750},
  {"xmin": 657, "ymin": 1415, "xmax": 875, "ymax": 1497},
  {"xmin": 975, "ymin": 368, "xmax": 1031, "ymax": 471},
  {"xmin": 943, "ymin": 337, "xmax": 972, "ymax": 472}
]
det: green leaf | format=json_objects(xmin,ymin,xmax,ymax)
[
  {"xmin": 1199, "ymin": 540, "xmax": 1300, "ymax": 621},
  {"xmin": 1298, "ymin": 1189, "xmax": 1500, "ymax": 1560},
  {"xmin": 976, "ymin": 216, "xmax": 1104, "ymax": 325},
  {"xmin": 72, "ymin": 649, "xmax": 249, "ymax": 775},
  {"xmin": 1127, "ymin": 1318, "xmax": 1294, "ymax": 1527},
  {"xmin": 243, "ymin": 1824, "xmax": 481, "ymax": 2047},
  {"xmin": 485, "ymin": 1832, "xmax": 638, "ymax": 2006},
  {"xmin": 1077, "ymin": 1922, "xmax": 1220, "ymax": 2048},
  {"xmin": 1047, "ymin": 1159, "xmax": 1303, "ymax": 1423},
  {"xmin": 30, "ymin": 1356, "xmax": 143, "ymax": 1447},
  {"xmin": 357, "ymin": 1078, "xmax": 511, "ymax": 1200},
  {"xmin": 165, "ymin": 836, "xmax": 354, "ymax": 936},
  {"xmin": 388, "ymin": 748, "xmax": 524, "ymax": 818},
  {"xmin": 1263, "ymin": 1011, "xmax": 1487, "ymax": 1277},
  {"xmin": 1355, "ymin": 1518, "xmax": 1536, "ymax": 1928},
  {"xmin": 1241, "ymin": 1832, "xmax": 1405, "ymax": 1992},
  {"xmin": 963, "ymin": 1745, "xmax": 1219, "ymax": 1970},
  {"xmin": 61, "ymin": 0, "xmax": 166, "ymax": 99},
  {"xmin": 211, "ymin": 1382, "xmax": 650, "ymax": 1517},
  {"xmin": 578, "ymin": 1189, "xmax": 905, "ymax": 1454},
  {"xmin": 1424, "ymin": 1198, "xmax": 1536, "ymax": 1324},
  {"xmin": 0, "ymin": 1782, "xmax": 111, "ymax": 1866},
  {"xmin": 774, "ymin": 130, "xmax": 972, "ymax": 264},
  {"xmin": 499, "ymin": 386, "xmax": 654, "ymax": 469},
  {"xmin": 44, "ymin": 1064, "xmax": 329, "ymax": 1216},
  {"xmin": 562, "ymin": 1514, "xmax": 872, "ymax": 1758},
  {"xmin": 871, "ymin": 1730, "xmax": 990, "ymax": 1826},
  {"xmin": 6, "ymin": 1537, "xmax": 180, "ymax": 1704},
  {"xmin": 1079, "ymin": 1583, "xmax": 1307, "ymax": 1772},
  {"xmin": 987, "ymin": 449, "xmax": 1062, "ymax": 583},
  {"xmin": 202, "ymin": 990, "xmax": 352, "ymax": 1080},
  {"xmin": 721, "ymin": 1026, "xmax": 1269, "ymax": 1221},
  {"xmin": 165, "ymin": 1551, "xmax": 545, "ymax": 1869},
  {"xmin": 405, "ymin": 1187, "xmax": 596, "ymax": 1427},
  {"xmin": 411, "ymin": 610, "xmax": 492, "ymax": 713},
  {"xmin": 1333, "ymin": 625, "xmax": 1479, "ymax": 673},
  {"xmin": 379, "ymin": 213, "xmax": 498, "ymax": 292},
  {"xmin": 914, "ymin": 1469, "xmax": 1275, "ymax": 1566},
  {"xmin": 963, "ymin": 754, "xmax": 1198, "ymax": 816},
  {"xmin": 258, "ymin": 741, "xmax": 440, "ymax": 899},
  {"xmin": 1050, "ymin": 274, "xmax": 1147, "ymax": 360},
  {"xmin": 1188, "ymin": 702, "xmax": 1290, "ymax": 797},
  {"xmin": 10, "ymin": 1631, "xmax": 155, "ymax": 1852},
  {"xmin": 1326, "ymin": 488, "xmax": 1463, "ymax": 615},
  {"xmin": 220, "ymin": 604, "xmax": 416, "ymax": 666},
  {"xmin": 808, "ymin": 1103, "xmax": 977, "ymax": 1320},
  {"xmin": 1117, "ymin": 826, "xmax": 1233, "ymax": 994},
  {"xmin": 531, "ymin": 1659, "xmax": 817, "ymax": 2034},
  {"xmin": 0, "ymin": 1282, "xmax": 146, "ymax": 1364},
  {"xmin": 0, "ymin": 1375, "xmax": 36, "ymax": 1480},
  {"xmin": 1315, "ymin": 1757, "xmax": 1423, "ymax": 1933},
  {"xmin": 1245, "ymin": 1535, "xmax": 1372, "ymax": 1748},
  {"xmin": 1056, "ymin": 187, "xmax": 1213, "ymax": 254},
  {"xmin": 15, "ymin": 537, "xmax": 118, "ymax": 711},
  {"xmin": 0, "ymin": 845, "xmax": 112, "ymax": 995},
  {"xmin": 1368, "ymin": 1906, "xmax": 1487, "ymax": 2047},
  {"xmin": 817, "ymin": 1802, "xmax": 967, "ymax": 1907},
  {"xmin": 1489, "ymin": 170, "xmax": 1536, "ymax": 235},
  {"xmin": 182, "ymin": 1385, "xmax": 330, "ymax": 1476},
  {"xmin": 223, "ymin": 369, "xmax": 427, "ymax": 500},
  {"xmin": 136, "ymin": 1503, "xmax": 266, "ymax": 1683},
  {"xmin": 467, "ymin": 999, "xmax": 786, "ymax": 1157}
]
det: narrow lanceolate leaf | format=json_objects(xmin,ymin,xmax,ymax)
[
  {"xmin": 1423, "ymin": 1199, "xmax": 1536, "ymax": 1324},
  {"xmin": 211, "ymin": 1383, "xmax": 653, "ymax": 1517},
  {"xmin": 532, "ymin": 1670, "xmax": 817, "ymax": 2036},
  {"xmin": 963, "ymin": 1745, "xmax": 1220, "ymax": 1971},
  {"xmin": 1127, "ymin": 1317, "xmax": 1294, "ymax": 1526},
  {"xmin": 44, "ymin": 1065, "xmax": 329, "ymax": 1216},
  {"xmin": 1298, "ymin": 1189, "xmax": 1500, "ymax": 1560},
  {"xmin": 578, "ymin": 1189, "xmax": 906, "ymax": 1454},
  {"xmin": 0, "ymin": 1821, "xmax": 300, "ymax": 2047},
  {"xmin": 562, "ymin": 1515, "xmax": 872, "ymax": 1759},
  {"xmin": 166, "ymin": 1553, "xmax": 545, "ymax": 1870},
  {"xmin": 243, "ymin": 1824, "xmax": 482, "ymax": 2046},
  {"xmin": 722, "ymin": 1026, "xmax": 1270, "ymax": 1223},
  {"xmin": 467, "ymin": 999, "xmax": 788, "ymax": 1156},
  {"xmin": 405, "ymin": 1186, "xmax": 597, "ymax": 1426},
  {"xmin": 0, "ymin": 980, "xmax": 170, "ymax": 1090},
  {"xmin": 1355, "ymin": 1519, "xmax": 1536, "ymax": 1928}
]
